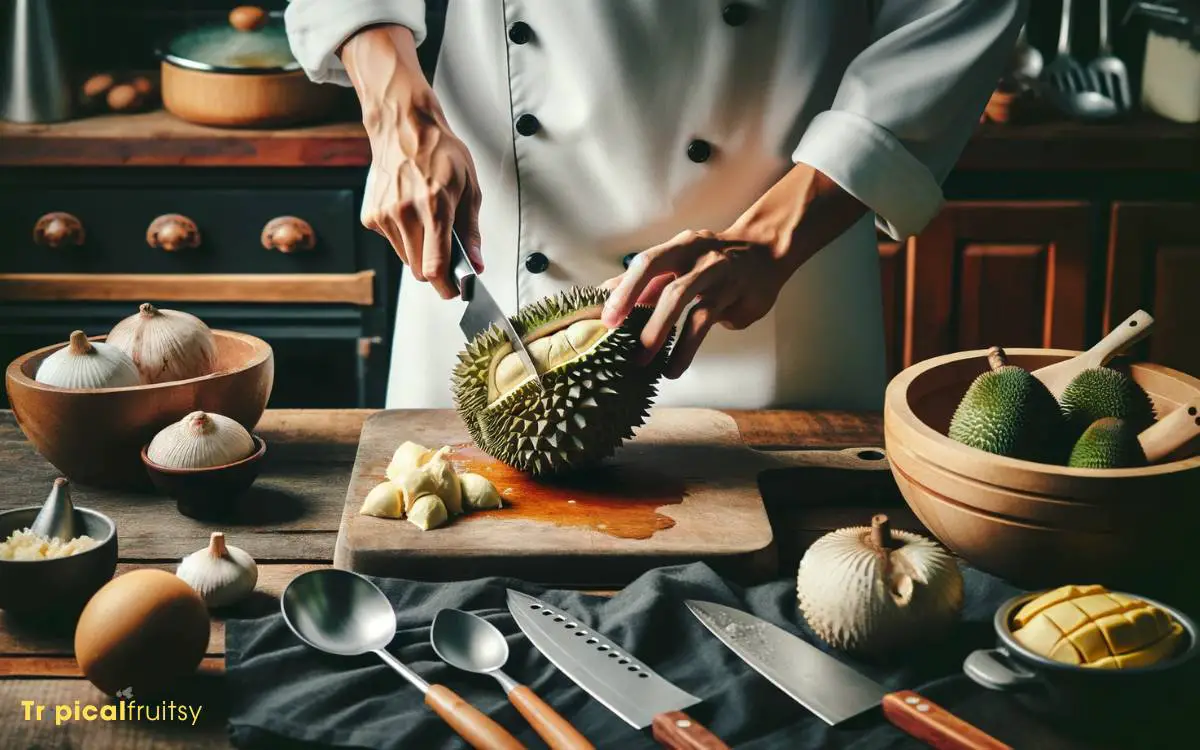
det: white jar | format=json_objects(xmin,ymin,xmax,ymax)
[{"xmin": 1141, "ymin": 30, "xmax": 1200, "ymax": 123}]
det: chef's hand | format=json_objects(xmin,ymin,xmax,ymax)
[
  {"xmin": 600, "ymin": 163, "xmax": 867, "ymax": 378},
  {"xmin": 341, "ymin": 25, "xmax": 483, "ymax": 299}
]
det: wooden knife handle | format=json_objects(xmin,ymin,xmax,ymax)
[
  {"xmin": 882, "ymin": 690, "xmax": 1011, "ymax": 750},
  {"xmin": 651, "ymin": 711, "xmax": 730, "ymax": 749},
  {"xmin": 509, "ymin": 684, "xmax": 595, "ymax": 750},
  {"xmin": 425, "ymin": 684, "xmax": 527, "ymax": 750}
]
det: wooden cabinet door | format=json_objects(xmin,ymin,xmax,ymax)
[
  {"xmin": 905, "ymin": 201, "xmax": 1093, "ymax": 367},
  {"xmin": 878, "ymin": 235, "xmax": 908, "ymax": 377},
  {"xmin": 1107, "ymin": 203, "xmax": 1200, "ymax": 377}
]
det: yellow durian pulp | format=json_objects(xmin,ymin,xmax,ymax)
[{"xmin": 490, "ymin": 318, "xmax": 611, "ymax": 403}]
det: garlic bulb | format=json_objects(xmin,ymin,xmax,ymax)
[
  {"xmin": 35, "ymin": 330, "xmax": 141, "ymax": 389},
  {"xmin": 147, "ymin": 411, "xmax": 255, "ymax": 469},
  {"xmin": 107, "ymin": 303, "xmax": 216, "ymax": 384},
  {"xmin": 176, "ymin": 532, "xmax": 257, "ymax": 608},
  {"xmin": 460, "ymin": 473, "xmax": 502, "ymax": 510},
  {"xmin": 797, "ymin": 515, "xmax": 963, "ymax": 657},
  {"xmin": 360, "ymin": 480, "xmax": 404, "ymax": 519}
]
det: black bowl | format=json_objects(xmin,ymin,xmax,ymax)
[
  {"xmin": 0, "ymin": 506, "xmax": 118, "ymax": 626},
  {"xmin": 964, "ymin": 590, "xmax": 1200, "ymax": 734},
  {"xmin": 141, "ymin": 435, "xmax": 267, "ymax": 520}
]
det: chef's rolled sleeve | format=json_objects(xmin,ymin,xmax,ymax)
[
  {"xmin": 792, "ymin": 0, "xmax": 1027, "ymax": 240},
  {"xmin": 285, "ymin": 0, "xmax": 428, "ymax": 86}
]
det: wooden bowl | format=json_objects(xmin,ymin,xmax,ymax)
[
  {"xmin": 141, "ymin": 436, "xmax": 266, "ymax": 520},
  {"xmin": 5, "ymin": 331, "xmax": 273, "ymax": 490},
  {"xmin": 884, "ymin": 348, "xmax": 1200, "ymax": 588},
  {"xmin": 0, "ymin": 505, "xmax": 118, "ymax": 629}
]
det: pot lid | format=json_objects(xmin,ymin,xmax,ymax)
[{"xmin": 161, "ymin": 7, "xmax": 300, "ymax": 74}]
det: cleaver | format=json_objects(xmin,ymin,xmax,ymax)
[
  {"xmin": 686, "ymin": 600, "xmax": 1012, "ymax": 750},
  {"xmin": 449, "ymin": 230, "xmax": 543, "ymax": 390}
]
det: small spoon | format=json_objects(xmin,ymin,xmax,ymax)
[
  {"xmin": 281, "ymin": 570, "xmax": 524, "ymax": 750},
  {"xmin": 30, "ymin": 477, "xmax": 78, "ymax": 542},
  {"xmin": 432, "ymin": 608, "xmax": 595, "ymax": 750}
]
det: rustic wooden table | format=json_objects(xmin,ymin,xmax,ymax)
[{"xmin": 0, "ymin": 408, "xmax": 882, "ymax": 749}]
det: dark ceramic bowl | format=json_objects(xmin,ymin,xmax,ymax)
[
  {"xmin": 141, "ymin": 435, "xmax": 267, "ymax": 520},
  {"xmin": 964, "ymin": 590, "xmax": 1200, "ymax": 728},
  {"xmin": 0, "ymin": 505, "xmax": 117, "ymax": 625}
]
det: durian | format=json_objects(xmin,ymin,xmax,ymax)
[
  {"xmin": 948, "ymin": 346, "xmax": 1066, "ymax": 462},
  {"xmin": 408, "ymin": 494, "xmax": 449, "ymax": 531},
  {"xmin": 397, "ymin": 449, "xmax": 463, "ymax": 515},
  {"xmin": 360, "ymin": 480, "xmax": 404, "ymax": 518},
  {"xmin": 797, "ymin": 515, "xmax": 964, "ymax": 657},
  {"xmin": 386, "ymin": 441, "xmax": 432, "ymax": 484},
  {"xmin": 1059, "ymin": 367, "xmax": 1156, "ymax": 440},
  {"xmin": 460, "ymin": 473, "xmax": 502, "ymax": 510},
  {"xmin": 1067, "ymin": 418, "xmax": 1148, "ymax": 469},
  {"xmin": 451, "ymin": 286, "xmax": 672, "ymax": 475},
  {"xmin": 1011, "ymin": 584, "xmax": 1185, "ymax": 668}
]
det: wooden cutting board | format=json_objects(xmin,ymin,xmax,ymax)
[{"xmin": 334, "ymin": 408, "xmax": 891, "ymax": 585}]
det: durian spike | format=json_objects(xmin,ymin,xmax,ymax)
[
  {"xmin": 986, "ymin": 346, "xmax": 1008, "ymax": 371},
  {"xmin": 1139, "ymin": 399, "xmax": 1200, "ymax": 464},
  {"xmin": 30, "ymin": 477, "xmax": 78, "ymax": 542}
]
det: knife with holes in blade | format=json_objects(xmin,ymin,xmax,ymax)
[
  {"xmin": 449, "ymin": 231, "xmax": 543, "ymax": 391},
  {"xmin": 507, "ymin": 589, "xmax": 730, "ymax": 749},
  {"xmin": 686, "ymin": 600, "xmax": 1011, "ymax": 750}
]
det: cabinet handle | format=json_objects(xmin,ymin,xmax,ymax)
[
  {"xmin": 33, "ymin": 212, "xmax": 85, "ymax": 248},
  {"xmin": 261, "ymin": 216, "xmax": 316, "ymax": 254},
  {"xmin": 147, "ymin": 214, "xmax": 201, "ymax": 252}
]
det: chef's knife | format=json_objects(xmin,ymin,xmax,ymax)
[
  {"xmin": 507, "ymin": 589, "xmax": 730, "ymax": 749},
  {"xmin": 449, "ymin": 231, "xmax": 543, "ymax": 390},
  {"xmin": 686, "ymin": 600, "xmax": 1011, "ymax": 750}
]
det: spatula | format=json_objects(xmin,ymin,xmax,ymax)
[
  {"xmin": 1139, "ymin": 399, "xmax": 1200, "ymax": 464},
  {"xmin": 1031, "ymin": 310, "xmax": 1154, "ymax": 398}
]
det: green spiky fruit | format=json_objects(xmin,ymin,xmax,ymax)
[
  {"xmin": 1059, "ymin": 367, "xmax": 1156, "ymax": 440},
  {"xmin": 451, "ymin": 286, "xmax": 671, "ymax": 475},
  {"xmin": 1067, "ymin": 417, "xmax": 1148, "ymax": 469},
  {"xmin": 948, "ymin": 347, "xmax": 1066, "ymax": 462}
]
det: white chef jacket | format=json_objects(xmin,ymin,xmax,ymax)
[{"xmin": 286, "ymin": 0, "xmax": 1025, "ymax": 410}]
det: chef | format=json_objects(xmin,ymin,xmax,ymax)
[{"xmin": 285, "ymin": 1, "xmax": 1026, "ymax": 410}]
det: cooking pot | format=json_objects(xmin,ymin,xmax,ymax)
[{"xmin": 158, "ymin": 6, "xmax": 339, "ymax": 128}]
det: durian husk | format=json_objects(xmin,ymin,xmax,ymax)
[
  {"xmin": 797, "ymin": 515, "xmax": 964, "ymax": 657},
  {"xmin": 452, "ymin": 286, "xmax": 672, "ymax": 475}
]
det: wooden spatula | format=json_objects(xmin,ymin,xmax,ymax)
[
  {"xmin": 1032, "ymin": 310, "xmax": 1154, "ymax": 398},
  {"xmin": 1140, "ymin": 399, "xmax": 1200, "ymax": 464}
]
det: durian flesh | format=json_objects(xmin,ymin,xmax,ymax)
[
  {"xmin": 452, "ymin": 286, "xmax": 671, "ymax": 475},
  {"xmin": 364, "ymin": 440, "xmax": 502, "ymax": 530}
]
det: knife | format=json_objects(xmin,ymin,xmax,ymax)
[
  {"xmin": 449, "ymin": 231, "xmax": 543, "ymax": 390},
  {"xmin": 686, "ymin": 600, "xmax": 1011, "ymax": 750},
  {"xmin": 507, "ymin": 589, "xmax": 730, "ymax": 749}
]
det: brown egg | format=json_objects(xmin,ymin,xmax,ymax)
[
  {"xmin": 229, "ymin": 6, "xmax": 267, "ymax": 32},
  {"xmin": 106, "ymin": 84, "xmax": 144, "ymax": 112},
  {"xmin": 82, "ymin": 73, "xmax": 115, "ymax": 99},
  {"xmin": 130, "ymin": 75, "xmax": 156, "ymax": 97},
  {"xmin": 74, "ymin": 569, "xmax": 209, "ymax": 696}
]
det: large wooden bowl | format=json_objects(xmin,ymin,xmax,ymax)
[
  {"xmin": 884, "ymin": 348, "xmax": 1200, "ymax": 588},
  {"xmin": 5, "ymin": 331, "xmax": 273, "ymax": 490}
]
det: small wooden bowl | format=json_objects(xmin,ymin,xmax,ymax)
[
  {"xmin": 0, "ymin": 505, "xmax": 118, "ymax": 629},
  {"xmin": 141, "ymin": 436, "xmax": 267, "ymax": 520},
  {"xmin": 884, "ymin": 348, "xmax": 1200, "ymax": 588},
  {"xmin": 5, "ymin": 331, "xmax": 273, "ymax": 490}
]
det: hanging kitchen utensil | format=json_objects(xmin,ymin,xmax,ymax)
[
  {"xmin": 1090, "ymin": 0, "xmax": 1133, "ymax": 111},
  {"xmin": 1042, "ymin": 0, "xmax": 1120, "ymax": 119},
  {"xmin": 157, "ymin": 6, "xmax": 340, "ymax": 128},
  {"xmin": 0, "ymin": 0, "xmax": 75, "ymax": 123}
]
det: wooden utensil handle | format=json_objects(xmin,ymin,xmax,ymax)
[
  {"xmin": 1086, "ymin": 309, "xmax": 1154, "ymax": 366},
  {"xmin": 882, "ymin": 691, "xmax": 1011, "ymax": 750},
  {"xmin": 509, "ymin": 685, "xmax": 595, "ymax": 750},
  {"xmin": 651, "ymin": 711, "xmax": 730, "ymax": 749},
  {"xmin": 425, "ymin": 684, "xmax": 526, "ymax": 750},
  {"xmin": 1139, "ymin": 399, "xmax": 1200, "ymax": 464}
]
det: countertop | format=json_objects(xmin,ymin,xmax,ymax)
[
  {"xmin": 0, "ymin": 407, "xmax": 885, "ymax": 749},
  {"xmin": 2, "ymin": 110, "xmax": 1198, "ymax": 171}
]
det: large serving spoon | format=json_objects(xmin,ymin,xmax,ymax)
[
  {"xmin": 281, "ymin": 569, "xmax": 525, "ymax": 750},
  {"xmin": 1031, "ymin": 310, "xmax": 1154, "ymax": 398},
  {"xmin": 432, "ymin": 608, "xmax": 595, "ymax": 750}
]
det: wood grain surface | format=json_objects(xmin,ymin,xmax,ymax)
[
  {"xmin": 0, "ymin": 271, "xmax": 375, "ymax": 305},
  {"xmin": 0, "ymin": 407, "xmax": 891, "ymax": 749}
]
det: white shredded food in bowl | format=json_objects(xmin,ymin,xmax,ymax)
[{"xmin": 0, "ymin": 528, "xmax": 98, "ymax": 561}]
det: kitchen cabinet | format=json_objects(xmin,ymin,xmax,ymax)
[
  {"xmin": 877, "ymin": 236, "xmax": 908, "ymax": 377},
  {"xmin": 1106, "ymin": 202, "xmax": 1200, "ymax": 377}
]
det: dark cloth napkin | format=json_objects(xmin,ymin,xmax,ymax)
[{"xmin": 224, "ymin": 563, "xmax": 1129, "ymax": 749}]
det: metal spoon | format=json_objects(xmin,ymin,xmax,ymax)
[
  {"xmin": 1011, "ymin": 24, "xmax": 1043, "ymax": 86},
  {"xmin": 281, "ymin": 570, "xmax": 525, "ymax": 750},
  {"xmin": 432, "ymin": 608, "xmax": 595, "ymax": 750},
  {"xmin": 30, "ymin": 477, "xmax": 77, "ymax": 542}
]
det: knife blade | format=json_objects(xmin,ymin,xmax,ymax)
[
  {"xmin": 507, "ymin": 589, "xmax": 730, "ymax": 749},
  {"xmin": 686, "ymin": 600, "xmax": 1011, "ymax": 750},
  {"xmin": 449, "ymin": 231, "xmax": 543, "ymax": 391}
]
